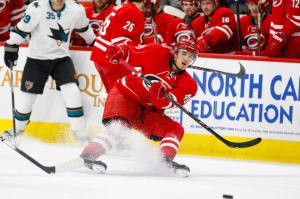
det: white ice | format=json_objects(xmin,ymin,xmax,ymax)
[{"xmin": 1, "ymin": 134, "xmax": 300, "ymax": 199}]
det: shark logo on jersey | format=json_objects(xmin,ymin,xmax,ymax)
[{"xmin": 48, "ymin": 23, "xmax": 70, "ymax": 46}]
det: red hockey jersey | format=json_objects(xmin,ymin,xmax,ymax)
[
  {"xmin": 71, "ymin": 4, "xmax": 115, "ymax": 46},
  {"xmin": 270, "ymin": 0, "xmax": 300, "ymax": 42},
  {"xmin": 143, "ymin": 11, "xmax": 174, "ymax": 44},
  {"xmin": 0, "ymin": 0, "xmax": 25, "ymax": 41},
  {"xmin": 90, "ymin": 1, "xmax": 145, "ymax": 64},
  {"xmin": 115, "ymin": 43, "xmax": 198, "ymax": 110},
  {"xmin": 162, "ymin": 16, "xmax": 199, "ymax": 49},
  {"xmin": 240, "ymin": 13, "xmax": 272, "ymax": 52},
  {"xmin": 192, "ymin": 7, "xmax": 238, "ymax": 53}
]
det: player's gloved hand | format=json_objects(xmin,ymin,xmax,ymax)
[
  {"xmin": 197, "ymin": 34, "xmax": 212, "ymax": 53},
  {"xmin": 149, "ymin": 81, "xmax": 170, "ymax": 100},
  {"xmin": 4, "ymin": 43, "xmax": 19, "ymax": 67},
  {"xmin": 268, "ymin": 32, "xmax": 288, "ymax": 57},
  {"xmin": 105, "ymin": 43, "xmax": 128, "ymax": 64},
  {"xmin": 234, "ymin": 49, "xmax": 255, "ymax": 56}
]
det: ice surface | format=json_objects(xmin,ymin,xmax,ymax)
[{"xmin": 1, "ymin": 134, "xmax": 300, "ymax": 199}]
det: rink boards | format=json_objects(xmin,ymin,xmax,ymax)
[{"xmin": 1, "ymin": 44, "xmax": 300, "ymax": 164}]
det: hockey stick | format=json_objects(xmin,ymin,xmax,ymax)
[
  {"xmin": 189, "ymin": 62, "xmax": 246, "ymax": 78},
  {"xmin": 163, "ymin": 5, "xmax": 196, "ymax": 39},
  {"xmin": 235, "ymin": 0, "xmax": 242, "ymax": 51},
  {"xmin": 150, "ymin": 1, "xmax": 159, "ymax": 43},
  {"xmin": 257, "ymin": 1, "xmax": 261, "ymax": 56},
  {"xmin": 118, "ymin": 59, "xmax": 261, "ymax": 148},
  {"xmin": 9, "ymin": 62, "xmax": 17, "ymax": 137},
  {"xmin": 0, "ymin": 136, "xmax": 84, "ymax": 174}
]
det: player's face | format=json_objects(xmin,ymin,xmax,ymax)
[
  {"xmin": 144, "ymin": 6, "xmax": 151, "ymax": 17},
  {"xmin": 247, "ymin": 2, "xmax": 259, "ymax": 18},
  {"xmin": 94, "ymin": 0, "xmax": 110, "ymax": 10},
  {"xmin": 181, "ymin": 2, "xmax": 198, "ymax": 17},
  {"xmin": 51, "ymin": 0, "xmax": 66, "ymax": 11},
  {"xmin": 173, "ymin": 49, "xmax": 196, "ymax": 70},
  {"xmin": 201, "ymin": 0, "xmax": 217, "ymax": 17}
]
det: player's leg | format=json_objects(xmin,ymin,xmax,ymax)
[
  {"xmin": 135, "ymin": 110, "xmax": 190, "ymax": 177},
  {"xmin": 4, "ymin": 58, "xmax": 47, "ymax": 143},
  {"xmin": 52, "ymin": 57, "xmax": 90, "ymax": 145}
]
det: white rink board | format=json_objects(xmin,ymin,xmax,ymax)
[{"xmin": 0, "ymin": 46, "xmax": 300, "ymax": 142}]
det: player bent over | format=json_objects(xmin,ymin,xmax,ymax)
[
  {"xmin": 78, "ymin": 38, "xmax": 199, "ymax": 177},
  {"xmin": 3, "ymin": 0, "xmax": 96, "ymax": 145}
]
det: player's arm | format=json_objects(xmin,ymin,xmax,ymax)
[
  {"xmin": 7, "ymin": 2, "xmax": 41, "ymax": 45},
  {"xmin": 209, "ymin": 9, "xmax": 236, "ymax": 44},
  {"xmin": 73, "ymin": 4, "xmax": 96, "ymax": 46}
]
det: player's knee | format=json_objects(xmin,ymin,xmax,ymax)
[
  {"xmin": 165, "ymin": 122, "xmax": 184, "ymax": 141},
  {"xmin": 17, "ymin": 91, "xmax": 37, "ymax": 113},
  {"xmin": 60, "ymin": 83, "xmax": 82, "ymax": 108}
]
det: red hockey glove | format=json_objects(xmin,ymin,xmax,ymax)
[
  {"xmin": 149, "ymin": 81, "xmax": 169, "ymax": 100},
  {"xmin": 268, "ymin": 32, "xmax": 288, "ymax": 57},
  {"xmin": 105, "ymin": 43, "xmax": 128, "ymax": 63},
  {"xmin": 197, "ymin": 34, "xmax": 212, "ymax": 53}
]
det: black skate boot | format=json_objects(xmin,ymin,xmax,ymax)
[
  {"xmin": 158, "ymin": 157, "xmax": 190, "ymax": 177},
  {"xmin": 80, "ymin": 153, "xmax": 107, "ymax": 174}
]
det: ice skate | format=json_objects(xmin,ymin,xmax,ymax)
[
  {"xmin": 2, "ymin": 128, "xmax": 23, "ymax": 145},
  {"xmin": 157, "ymin": 156, "xmax": 190, "ymax": 177},
  {"xmin": 80, "ymin": 153, "xmax": 107, "ymax": 174}
]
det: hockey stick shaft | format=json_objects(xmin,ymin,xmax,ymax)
[
  {"xmin": 118, "ymin": 59, "xmax": 261, "ymax": 148},
  {"xmin": 0, "ymin": 136, "xmax": 84, "ymax": 174},
  {"xmin": 163, "ymin": 5, "xmax": 196, "ymax": 39},
  {"xmin": 150, "ymin": 2, "xmax": 159, "ymax": 43},
  {"xmin": 235, "ymin": 0, "xmax": 242, "ymax": 51},
  {"xmin": 257, "ymin": 1, "xmax": 261, "ymax": 56},
  {"xmin": 9, "ymin": 62, "xmax": 17, "ymax": 137},
  {"xmin": 189, "ymin": 62, "xmax": 246, "ymax": 78}
]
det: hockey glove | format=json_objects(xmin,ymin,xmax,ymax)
[
  {"xmin": 149, "ymin": 81, "xmax": 170, "ymax": 100},
  {"xmin": 268, "ymin": 32, "xmax": 288, "ymax": 57},
  {"xmin": 197, "ymin": 34, "xmax": 212, "ymax": 53},
  {"xmin": 4, "ymin": 43, "xmax": 19, "ymax": 67},
  {"xmin": 105, "ymin": 43, "xmax": 128, "ymax": 64}
]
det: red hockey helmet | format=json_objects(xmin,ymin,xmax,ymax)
[
  {"xmin": 174, "ymin": 38, "xmax": 198, "ymax": 55},
  {"xmin": 144, "ymin": 0, "xmax": 160, "ymax": 7},
  {"xmin": 246, "ymin": 0, "xmax": 273, "ymax": 10}
]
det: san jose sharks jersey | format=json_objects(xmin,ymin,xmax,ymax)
[{"xmin": 7, "ymin": 0, "xmax": 95, "ymax": 59}]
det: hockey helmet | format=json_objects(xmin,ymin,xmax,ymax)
[
  {"xmin": 246, "ymin": 0, "xmax": 273, "ymax": 10},
  {"xmin": 144, "ymin": 0, "xmax": 160, "ymax": 7},
  {"xmin": 174, "ymin": 38, "xmax": 198, "ymax": 55}
]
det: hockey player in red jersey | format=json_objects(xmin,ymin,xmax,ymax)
[
  {"xmin": 0, "ymin": 0, "xmax": 25, "ymax": 41},
  {"xmin": 79, "ymin": 38, "xmax": 199, "ymax": 177},
  {"xmin": 235, "ymin": 0, "xmax": 272, "ymax": 56},
  {"xmin": 267, "ymin": 0, "xmax": 300, "ymax": 58},
  {"xmin": 162, "ymin": 0, "xmax": 200, "ymax": 50},
  {"xmin": 143, "ymin": 0, "xmax": 174, "ymax": 44},
  {"xmin": 193, "ymin": 0, "xmax": 238, "ymax": 54},
  {"xmin": 71, "ymin": 0, "xmax": 115, "ymax": 46},
  {"xmin": 90, "ymin": 0, "xmax": 145, "ymax": 93}
]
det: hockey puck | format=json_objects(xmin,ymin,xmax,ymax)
[{"xmin": 223, "ymin": 194, "xmax": 233, "ymax": 199}]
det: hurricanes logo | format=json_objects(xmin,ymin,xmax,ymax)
[
  {"xmin": 0, "ymin": 0, "xmax": 9, "ymax": 13},
  {"xmin": 48, "ymin": 23, "xmax": 70, "ymax": 46}
]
